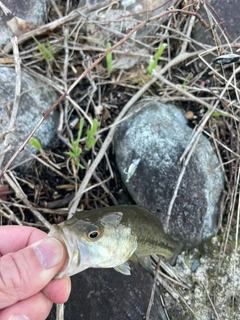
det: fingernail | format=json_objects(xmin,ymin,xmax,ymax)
[
  {"xmin": 35, "ymin": 238, "xmax": 63, "ymax": 269},
  {"xmin": 9, "ymin": 315, "xmax": 29, "ymax": 320}
]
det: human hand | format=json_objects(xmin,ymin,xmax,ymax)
[{"xmin": 0, "ymin": 226, "xmax": 71, "ymax": 320}]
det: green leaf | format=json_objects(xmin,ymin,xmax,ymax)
[
  {"xmin": 86, "ymin": 138, "xmax": 97, "ymax": 149},
  {"xmin": 29, "ymin": 137, "xmax": 42, "ymax": 151},
  {"xmin": 65, "ymin": 151, "xmax": 76, "ymax": 158},
  {"xmin": 77, "ymin": 118, "xmax": 84, "ymax": 143},
  {"xmin": 147, "ymin": 43, "xmax": 167, "ymax": 75},
  {"xmin": 75, "ymin": 160, "xmax": 85, "ymax": 169},
  {"xmin": 106, "ymin": 42, "xmax": 113, "ymax": 73},
  {"xmin": 64, "ymin": 118, "xmax": 87, "ymax": 169},
  {"xmin": 206, "ymin": 106, "xmax": 230, "ymax": 117},
  {"xmin": 181, "ymin": 73, "xmax": 192, "ymax": 90},
  {"xmin": 211, "ymin": 111, "xmax": 230, "ymax": 117},
  {"xmin": 86, "ymin": 119, "xmax": 99, "ymax": 150},
  {"xmin": 87, "ymin": 119, "xmax": 98, "ymax": 136},
  {"xmin": 32, "ymin": 36, "xmax": 54, "ymax": 62},
  {"xmin": 155, "ymin": 43, "xmax": 167, "ymax": 62},
  {"xmin": 147, "ymin": 56, "xmax": 155, "ymax": 75},
  {"xmin": 72, "ymin": 141, "xmax": 80, "ymax": 155}
]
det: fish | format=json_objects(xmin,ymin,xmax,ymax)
[{"xmin": 48, "ymin": 205, "xmax": 183, "ymax": 279}]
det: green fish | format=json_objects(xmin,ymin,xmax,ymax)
[{"xmin": 48, "ymin": 205, "xmax": 182, "ymax": 278}]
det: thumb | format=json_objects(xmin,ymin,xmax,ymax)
[{"xmin": 0, "ymin": 238, "xmax": 67, "ymax": 309}]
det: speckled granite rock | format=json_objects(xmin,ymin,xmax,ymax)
[
  {"xmin": 0, "ymin": 67, "xmax": 58, "ymax": 169},
  {"xmin": 48, "ymin": 263, "xmax": 166, "ymax": 320},
  {"xmin": 114, "ymin": 99, "xmax": 224, "ymax": 248},
  {"xmin": 0, "ymin": 0, "xmax": 48, "ymax": 45}
]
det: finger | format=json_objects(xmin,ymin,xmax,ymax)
[
  {"xmin": 0, "ymin": 226, "xmax": 48, "ymax": 255},
  {"xmin": 42, "ymin": 277, "xmax": 71, "ymax": 304},
  {"xmin": 0, "ymin": 238, "xmax": 67, "ymax": 309},
  {"xmin": 0, "ymin": 291, "xmax": 53, "ymax": 320}
]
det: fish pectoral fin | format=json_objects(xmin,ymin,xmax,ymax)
[
  {"xmin": 114, "ymin": 262, "xmax": 131, "ymax": 275},
  {"xmin": 129, "ymin": 253, "xmax": 138, "ymax": 264},
  {"xmin": 138, "ymin": 256, "xmax": 153, "ymax": 273},
  {"xmin": 168, "ymin": 244, "xmax": 184, "ymax": 265}
]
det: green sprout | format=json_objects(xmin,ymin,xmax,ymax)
[
  {"xmin": 29, "ymin": 137, "xmax": 46, "ymax": 156},
  {"xmin": 32, "ymin": 36, "xmax": 54, "ymax": 62},
  {"xmin": 29, "ymin": 137, "xmax": 42, "ymax": 152},
  {"xmin": 65, "ymin": 118, "xmax": 85, "ymax": 169},
  {"xmin": 181, "ymin": 73, "xmax": 192, "ymax": 90},
  {"xmin": 65, "ymin": 119, "xmax": 99, "ymax": 169},
  {"xmin": 147, "ymin": 43, "xmax": 167, "ymax": 75},
  {"xmin": 29, "ymin": 137, "xmax": 57, "ymax": 168},
  {"xmin": 106, "ymin": 42, "xmax": 113, "ymax": 73},
  {"xmin": 206, "ymin": 106, "xmax": 231, "ymax": 117},
  {"xmin": 86, "ymin": 119, "xmax": 99, "ymax": 149}
]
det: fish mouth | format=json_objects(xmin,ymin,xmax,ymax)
[{"xmin": 49, "ymin": 224, "xmax": 83, "ymax": 278}]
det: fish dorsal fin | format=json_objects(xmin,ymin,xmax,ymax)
[
  {"xmin": 114, "ymin": 262, "xmax": 131, "ymax": 275},
  {"xmin": 138, "ymin": 256, "xmax": 153, "ymax": 273}
]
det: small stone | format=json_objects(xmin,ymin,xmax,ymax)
[{"xmin": 185, "ymin": 111, "xmax": 194, "ymax": 120}]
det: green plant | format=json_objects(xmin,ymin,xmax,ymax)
[
  {"xmin": 86, "ymin": 119, "xmax": 99, "ymax": 149},
  {"xmin": 147, "ymin": 43, "xmax": 167, "ymax": 75},
  {"xmin": 65, "ymin": 119, "xmax": 99, "ymax": 169},
  {"xmin": 32, "ymin": 36, "xmax": 54, "ymax": 62},
  {"xmin": 207, "ymin": 106, "xmax": 231, "ymax": 117},
  {"xmin": 181, "ymin": 72, "xmax": 192, "ymax": 90},
  {"xmin": 29, "ymin": 137, "xmax": 43, "ymax": 151},
  {"xmin": 106, "ymin": 42, "xmax": 113, "ymax": 73},
  {"xmin": 65, "ymin": 118, "xmax": 85, "ymax": 169}
]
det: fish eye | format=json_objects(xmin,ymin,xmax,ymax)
[{"xmin": 87, "ymin": 230, "xmax": 101, "ymax": 239}]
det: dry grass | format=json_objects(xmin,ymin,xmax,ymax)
[{"xmin": 1, "ymin": 0, "xmax": 240, "ymax": 319}]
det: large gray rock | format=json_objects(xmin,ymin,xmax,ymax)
[
  {"xmin": 0, "ymin": 67, "xmax": 58, "ymax": 169},
  {"xmin": 114, "ymin": 100, "xmax": 224, "ymax": 248},
  {"xmin": 0, "ymin": 0, "xmax": 48, "ymax": 45},
  {"xmin": 48, "ymin": 263, "xmax": 166, "ymax": 320}
]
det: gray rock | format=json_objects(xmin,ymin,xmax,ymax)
[
  {"xmin": 0, "ymin": 0, "xmax": 47, "ymax": 45},
  {"xmin": 84, "ymin": 0, "xmax": 171, "ymax": 69},
  {"xmin": 0, "ymin": 67, "xmax": 58, "ymax": 169},
  {"xmin": 193, "ymin": 1, "xmax": 239, "ymax": 48},
  {"xmin": 47, "ymin": 263, "xmax": 166, "ymax": 320},
  {"xmin": 86, "ymin": 0, "xmax": 170, "ymax": 42},
  {"xmin": 114, "ymin": 100, "xmax": 224, "ymax": 248}
]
